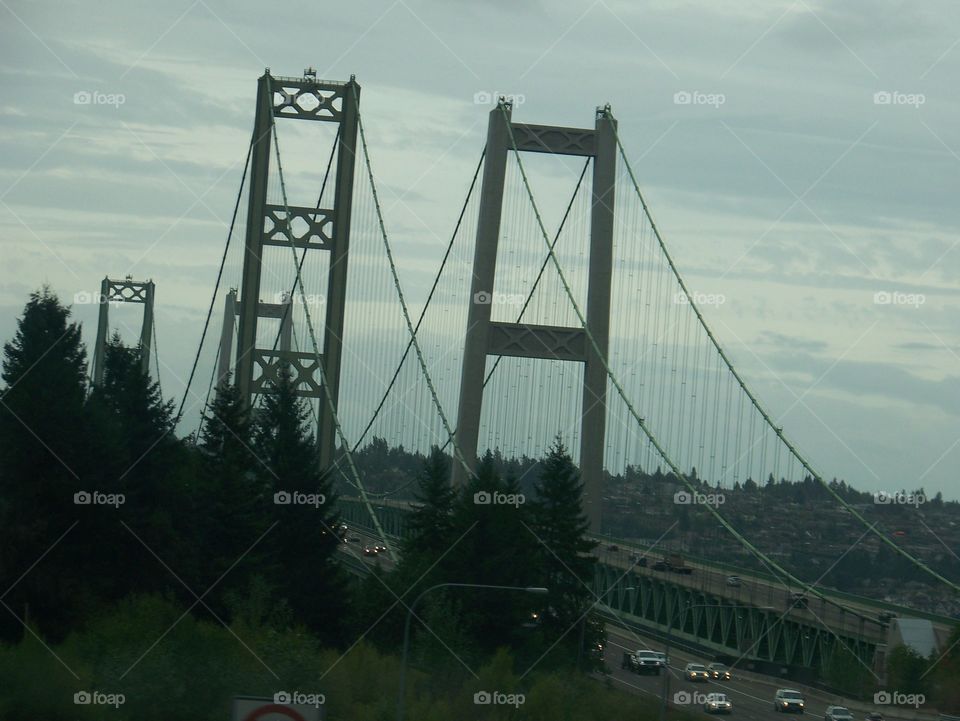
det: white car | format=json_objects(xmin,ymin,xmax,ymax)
[
  {"xmin": 705, "ymin": 693, "xmax": 733, "ymax": 714},
  {"xmin": 774, "ymin": 689, "xmax": 805, "ymax": 713},
  {"xmin": 825, "ymin": 707, "xmax": 853, "ymax": 721},
  {"xmin": 684, "ymin": 663, "xmax": 710, "ymax": 682}
]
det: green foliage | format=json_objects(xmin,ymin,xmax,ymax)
[
  {"xmin": 885, "ymin": 644, "xmax": 930, "ymax": 697},
  {"xmin": 821, "ymin": 643, "xmax": 875, "ymax": 698}
]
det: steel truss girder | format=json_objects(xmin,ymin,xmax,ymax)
[
  {"xmin": 486, "ymin": 321, "xmax": 587, "ymax": 362},
  {"xmin": 251, "ymin": 349, "xmax": 323, "ymax": 397},
  {"xmin": 270, "ymin": 76, "xmax": 346, "ymax": 122},
  {"xmin": 262, "ymin": 204, "xmax": 335, "ymax": 250},
  {"xmin": 592, "ymin": 561, "xmax": 877, "ymax": 671}
]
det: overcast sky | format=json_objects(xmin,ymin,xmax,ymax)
[{"xmin": 2, "ymin": 0, "xmax": 959, "ymax": 500}]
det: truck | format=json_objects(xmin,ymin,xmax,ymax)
[{"xmin": 665, "ymin": 553, "xmax": 693, "ymax": 575}]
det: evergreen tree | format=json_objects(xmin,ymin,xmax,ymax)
[
  {"xmin": 192, "ymin": 379, "xmax": 268, "ymax": 607},
  {"xmin": 528, "ymin": 437, "xmax": 601, "ymax": 669},
  {"xmin": 403, "ymin": 446, "xmax": 455, "ymax": 561},
  {"xmin": 439, "ymin": 452, "xmax": 541, "ymax": 661},
  {"xmin": 253, "ymin": 369, "xmax": 346, "ymax": 642},
  {"xmin": 0, "ymin": 288, "xmax": 101, "ymax": 640},
  {"xmin": 87, "ymin": 333, "xmax": 185, "ymax": 599}
]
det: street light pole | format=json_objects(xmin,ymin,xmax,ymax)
[
  {"xmin": 658, "ymin": 601, "xmax": 755, "ymax": 721},
  {"xmin": 396, "ymin": 583, "xmax": 548, "ymax": 721}
]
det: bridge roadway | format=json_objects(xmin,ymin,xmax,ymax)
[
  {"xmin": 332, "ymin": 528, "xmax": 936, "ymax": 721},
  {"xmin": 336, "ymin": 496, "xmax": 954, "ymax": 641}
]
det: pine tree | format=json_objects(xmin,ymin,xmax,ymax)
[
  {"xmin": 440, "ymin": 451, "xmax": 541, "ymax": 660},
  {"xmin": 528, "ymin": 436, "xmax": 601, "ymax": 668},
  {"xmin": 403, "ymin": 446, "xmax": 455, "ymax": 561},
  {"xmin": 253, "ymin": 369, "xmax": 346, "ymax": 641},
  {"xmin": 193, "ymin": 380, "xmax": 267, "ymax": 605},
  {"xmin": 0, "ymin": 288, "xmax": 103, "ymax": 640}
]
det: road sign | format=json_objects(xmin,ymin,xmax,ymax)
[{"xmin": 232, "ymin": 696, "xmax": 323, "ymax": 721}]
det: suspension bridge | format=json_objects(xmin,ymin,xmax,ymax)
[{"xmin": 93, "ymin": 68, "xmax": 957, "ymax": 680}]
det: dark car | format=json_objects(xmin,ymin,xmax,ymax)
[
  {"xmin": 652, "ymin": 560, "xmax": 667, "ymax": 571},
  {"xmin": 708, "ymin": 662, "xmax": 732, "ymax": 680}
]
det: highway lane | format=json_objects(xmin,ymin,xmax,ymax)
[
  {"xmin": 333, "ymin": 523, "xmax": 933, "ymax": 721},
  {"xmin": 604, "ymin": 628, "xmax": 933, "ymax": 721}
]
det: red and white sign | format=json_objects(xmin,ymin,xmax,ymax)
[{"xmin": 232, "ymin": 696, "xmax": 323, "ymax": 721}]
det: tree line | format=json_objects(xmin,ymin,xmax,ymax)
[{"xmin": 0, "ymin": 287, "xmax": 606, "ymax": 717}]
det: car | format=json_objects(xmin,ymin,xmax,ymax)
[
  {"xmin": 607, "ymin": 544, "xmax": 619, "ymax": 552},
  {"xmin": 864, "ymin": 713, "xmax": 883, "ymax": 721},
  {"xmin": 708, "ymin": 662, "xmax": 732, "ymax": 680},
  {"xmin": 363, "ymin": 546, "xmax": 378, "ymax": 557},
  {"xmin": 788, "ymin": 592, "xmax": 808, "ymax": 609},
  {"xmin": 684, "ymin": 663, "xmax": 710, "ymax": 682},
  {"xmin": 774, "ymin": 689, "xmax": 806, "ymax": 713},
  {"xmin": 374, "ymin": 543, "xmax": 387, "ymax": 553},
  {"xmin": 630, "ymin": 554, "xmax": 648, "ymax": 567},
  {"xmin": 825, "ymin": 706, "xmax": 854, "ymax": 721},
  {"xmin": 704, "ymin": 693, "xmax": 733, "ymax": 714},
  {"xmin": 347, "ymin": 535, "xmax": 361, "ymax": 543},
  {"xmin": 622, "ymin": 649, "xmax": 662, "ymax": 675},
  {"xmin": 726, "ymin": 575, "xmax": 742, "ymax": 587},
  {"xmin": 652, "ymin": 560, "xmax": 667, "ymax": 571}
]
